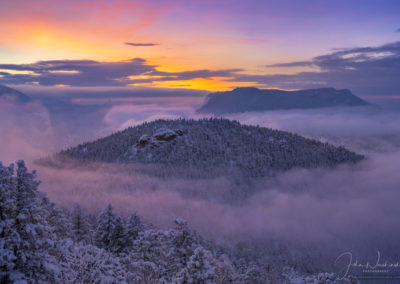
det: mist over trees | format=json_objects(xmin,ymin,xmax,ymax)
[{"xmin": 0, "ymin": 161, "xmax": 358, "ymax": 283}]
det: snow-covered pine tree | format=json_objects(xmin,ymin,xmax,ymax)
[
  {"xmin": 0, "ymin": 163, "xmax": 16, "ymax": 282},
  {"xmin": 124, "ymin": 229, "xmax": 171, "ymax": 282},
  {"xmin": 94, "ymin": 204, "xmax": 125, "ymax": 252},
  {"xmin": 214, "ymin": 254, "xmax": 239, "ymax": 283},
  {"xmin": 173, "ymin": 218, "xmax": 201, "ymax": 268},
  {"xmin": 0, "ymin": 161, "xmax": 59, "ymax": 283},
  {"xmin": 124, "ymin": 211, "xmax": 143, "ymax": 251},
  {"xmin": 112, "ymin": 215, "xmax": 125, "ymax": 253},
  {"xmin": 58, "ymin": 240, "xmax": 127, "ymax": 283},
  {"xmin": 243, "ymin": 264, "xmax": 268, "ymax": 284},
  {"xmin": 70, "ymin": 204, "xmax": 92, "ymax": 244},
  {"xmin": 47, "ymin": 202, "xmax": 71, "ymax": 239},
  {"xmin": 175, "ymin": 247, "xmax": 217, "ymax": 284}
]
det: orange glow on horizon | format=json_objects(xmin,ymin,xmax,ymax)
[
  {"xmin": 130, "ymin": 78, "xmax": 259, "ymax": 92},
  {"xmin": 2, "ymin": 0, "xmax": 384, "ymax": 92},
  {"xmin": 0, "ymin": 1, "xmax": 302, "ymax": 91}
]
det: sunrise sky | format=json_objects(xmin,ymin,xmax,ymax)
[{"xmin": 1, "ymin": 0, "xmax": 399, "ymax": 94}]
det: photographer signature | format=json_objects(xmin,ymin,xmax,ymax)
[{"xmin": 335, "ymin": 251, "xmax": 400, "ymax": 279}]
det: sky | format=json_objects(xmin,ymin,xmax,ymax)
[{"xmin": 0, "ymin": 0, "xmax": 400, "ymax": 95}]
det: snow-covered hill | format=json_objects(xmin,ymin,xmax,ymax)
[
  {"xmin": 60, "ymin": 118, "xmax": 363, "ymax": 178},
  {"xmin": 197, "ymin": 87, "xmax": 369, "ymax": 114}
]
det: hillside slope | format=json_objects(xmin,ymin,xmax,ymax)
[
  {"xmin": 197, "ymin": 87, "xmax": 369, "ymax": 114},
  {"xmin": 0, "ymin": 85, "xmax": 32, "ymax": 104},
  {"xmin": 60, "ymin": 118, "xmax": 363, "ymax": 178}
]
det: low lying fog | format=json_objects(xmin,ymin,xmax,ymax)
[{"xmin": 1, "ymin": 92, "xmax": 400, "ymax": 267}]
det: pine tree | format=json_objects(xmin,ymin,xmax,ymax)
[
  {"xmin": 48, "ymin": 203, "xmax": 71, "ymax": 238},
  {"xmin": 124, "ymin": 211, "xmax": 143, "ymax": 251},
  {"xmin": 0, "ymin": 163, "xmax": 17, "ymax": 282},
  {"xmin": 177, "ymin": 247, "xmax": 216, "ymax": 284},
  {"xmin": 243, "ymin": 264, "xmax": 267, "ymax": 284},
  {"xmin": 112, "ymin": 214, "xmax": 126, "ymax": 253},
  {"xmin": 0, "ymin": 161, "xmax": 59, "ymax": 282},
  {"xmin": 71, "ymin": 204, "xmax": 91, "ymax": 244},
  {"xmin": 94, "ymin": 204, "xmax": 125, "ymax": 252},
  {"xmin": 173, "ymin": 218, "xmax": 200, "ymax": 266}
]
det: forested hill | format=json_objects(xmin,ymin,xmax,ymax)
[
  {"xmin": 60, "ymin": 118, "xmax": 363, "ymax": 177},
  {"xmin": 197, "ymin": 87, "xmax": 369, "ymax": 114}
]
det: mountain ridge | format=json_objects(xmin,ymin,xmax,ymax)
[{"xmin": 197, "ymin": 87, "xmax": 369, "ymax": 114}]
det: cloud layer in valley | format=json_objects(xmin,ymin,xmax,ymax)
[
  {"xmin": 34, "ymin": 146, "xmax": 400, "ymax": 265},
  {"xmin": 0, "ymin": 97, "xmax": 55, "ymax": 163},
  {"xmin": 1, "ymin": 85, "xmax": 400, "ymax": 271},
  {"xmin": 226, "ymin": 107, "xmax": 400, "ymax": 154}
]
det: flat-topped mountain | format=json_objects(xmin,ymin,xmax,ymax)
[
  {"xmin": 59, "ymin": 118, "xmax": 363, "ymax": 178},
  {"xmin": 197, "ymin": 87, "xmax": 369, "ymax": 114}
]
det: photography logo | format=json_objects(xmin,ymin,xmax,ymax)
[{"xmin": 335, "ymin": 251, "xmax": 400, "ymax": 280}]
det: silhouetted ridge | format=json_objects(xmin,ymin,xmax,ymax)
[{"xmin": 197, "ymin": 87, "xmax": 369, "ymax": 114}]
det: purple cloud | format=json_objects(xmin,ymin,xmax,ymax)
[
  {"xmin": 0, "ymin": 58, "xmax": 241, "ymax": 87},
  {"xmin": 1, "ymin": 41, "xmax": 399, "ymax": 97},
  {"xmin": 238, "ymin": 41, "xmax": 400, "ymax": 96},
  {"xmin": 125, "ymin": 42, "xmax": 159, "ymax": 47}
]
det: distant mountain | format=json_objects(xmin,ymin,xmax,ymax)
[
  {"xmin": 59, "ymin": 118, "xmax": 363, "ymax": 178},
  {"xmin": 0, "ymin": 85, "xmax": 32, "ymax": 104},
  {"xmin": 0, "ymin": 85, "xmax": 108, "ymax": 145},
  {"xmin": 197, "ymin": 87, "xmax": 369, "ymax": 114}
]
